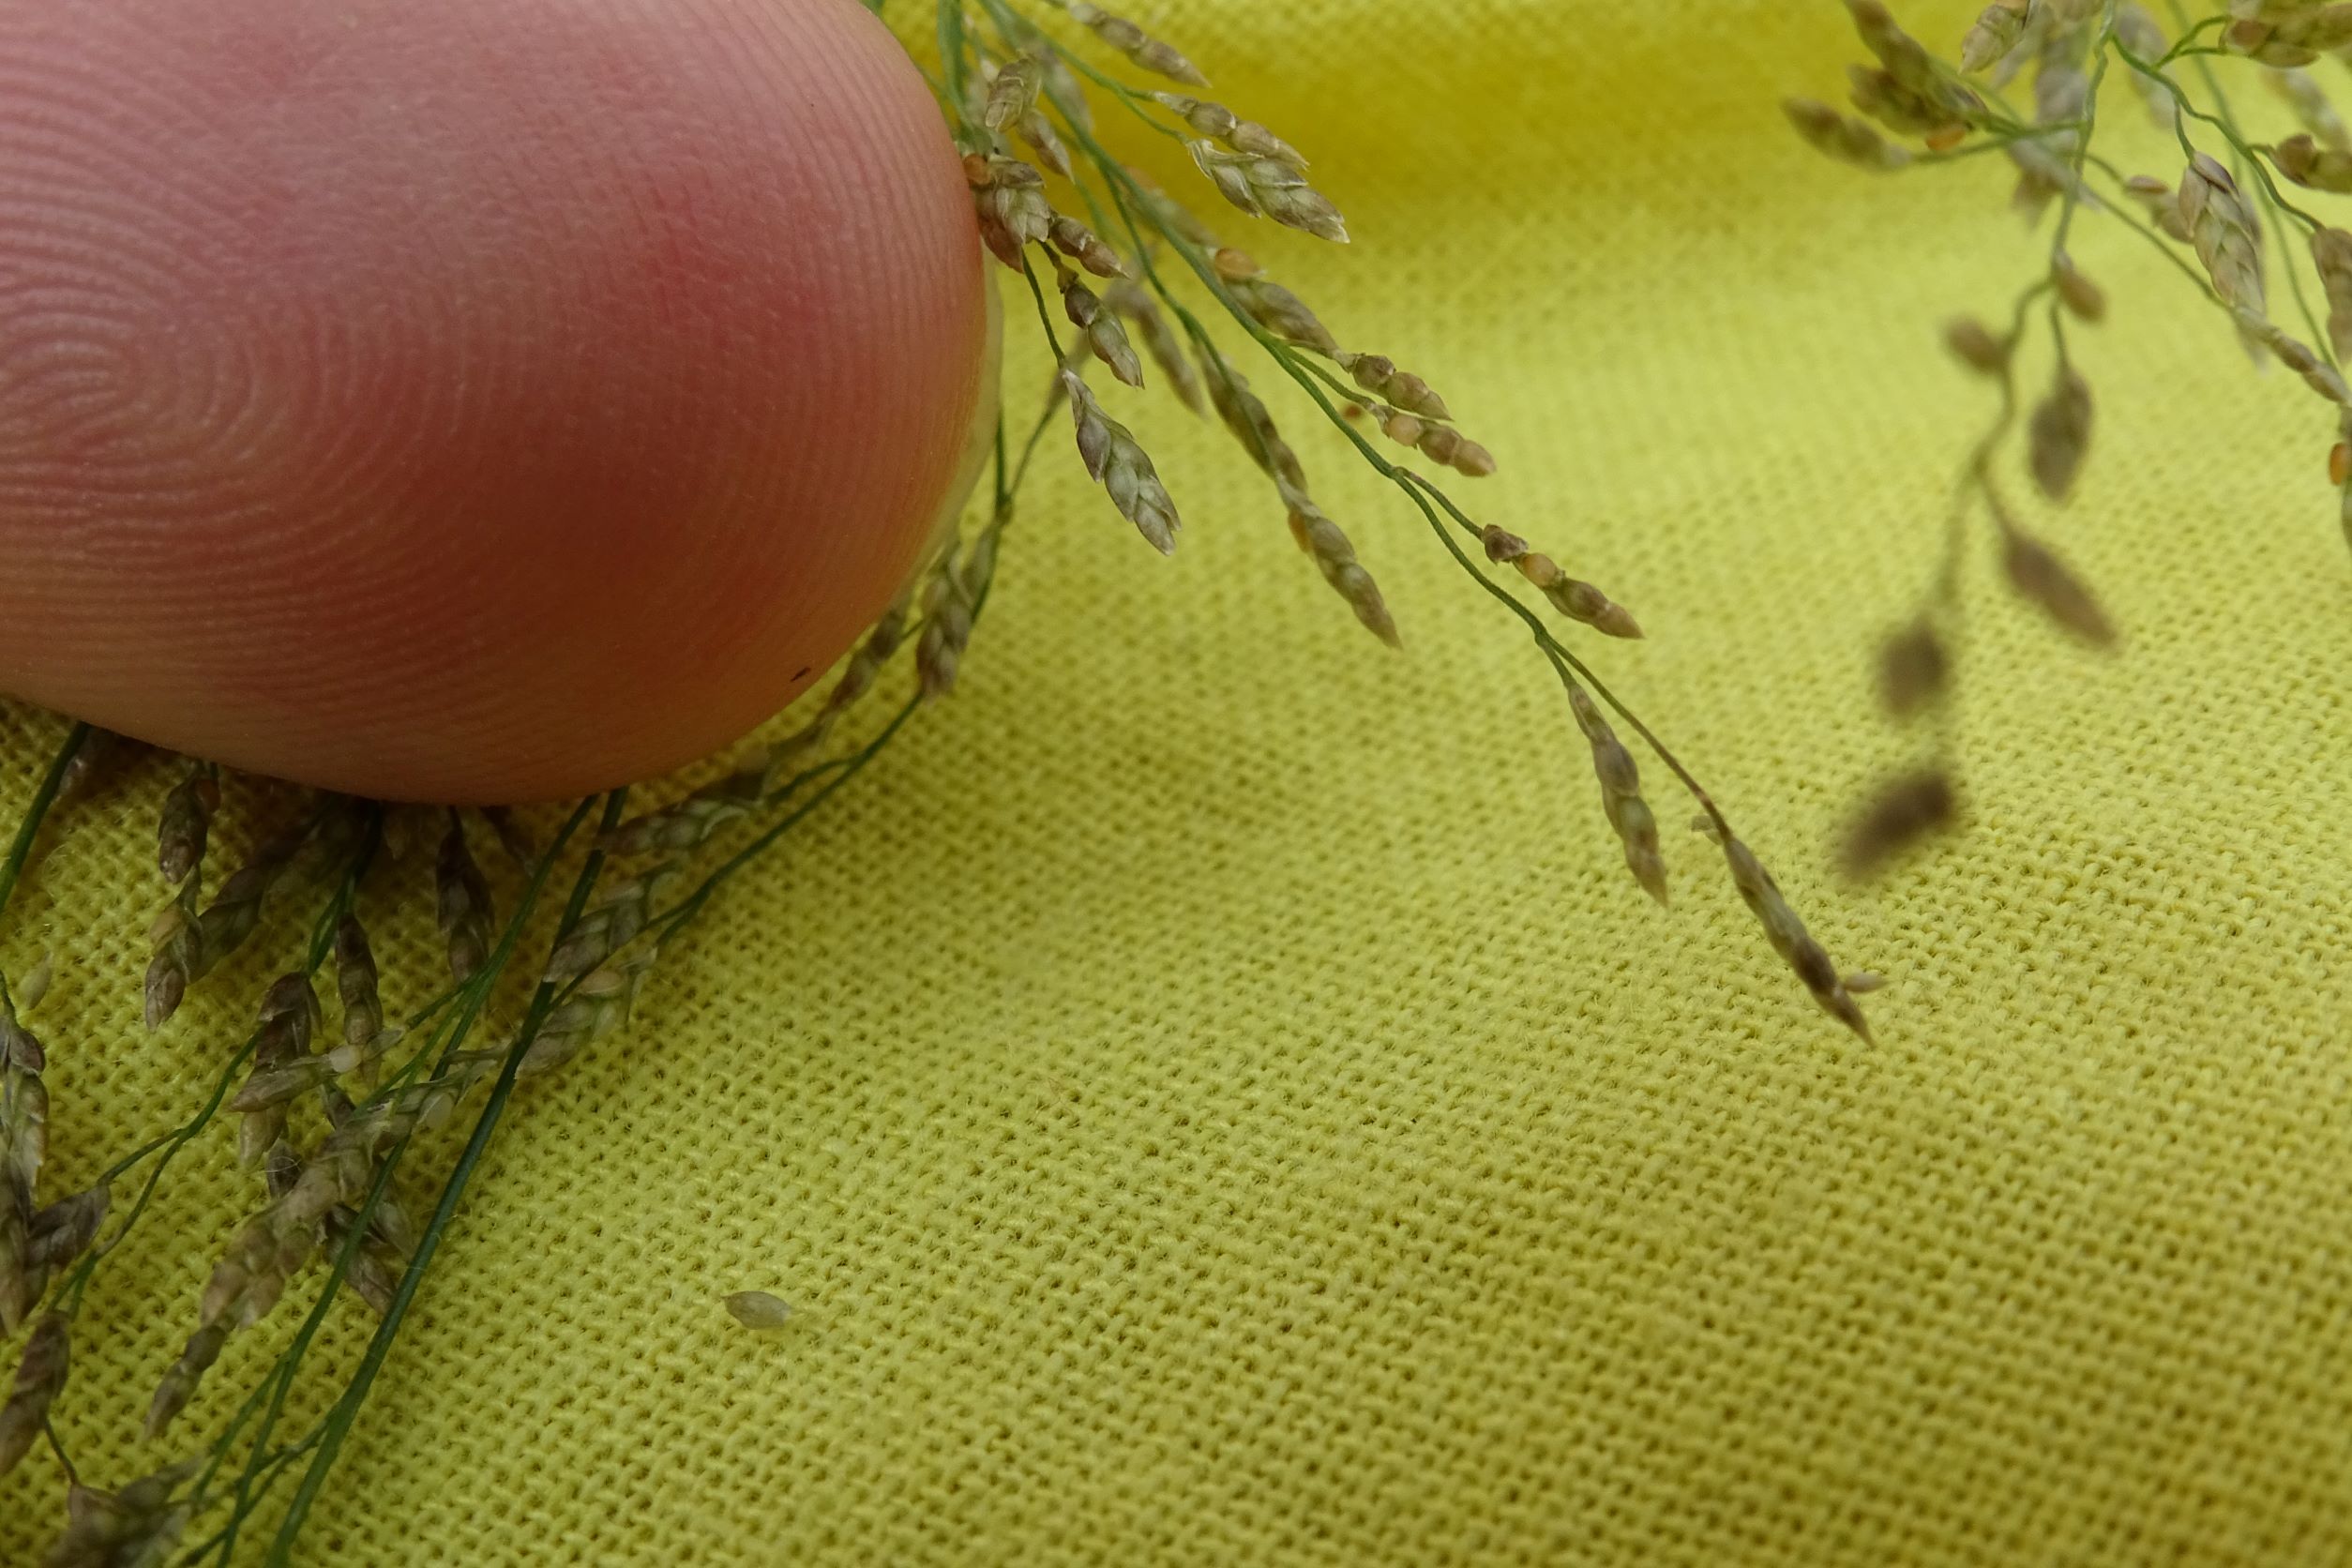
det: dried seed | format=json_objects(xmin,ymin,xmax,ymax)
[
  {"xmin": 2266, "ymin": 66, "xmax": 2350, "ymax": 151},
  {"xmin": 1840, "ymin": 770, "xmax": 1958, "ymax": 877},
  {"xmin": 726, "ymin": 1289, "xmax": 795, "ymax": 1329}
]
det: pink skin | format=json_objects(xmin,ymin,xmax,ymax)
[{"xmin": 0, "ymin": 0, "xmax": 994, "ymax": 803}]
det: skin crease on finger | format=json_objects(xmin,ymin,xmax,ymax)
[{"xmin": 0, "ymin": 0, "xmax": 998, "ymax": 804}]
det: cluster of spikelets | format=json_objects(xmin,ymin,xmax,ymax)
[
  {"xmin": 948, "ymin": 0, "xmax": 1878, "ymax": 1036},
  {"xmin": 1784, "ymin": 0, "xmax": 2352, "ymax": 875},
  {"xmin": 0, "ymin": 4, "xmax": 1896, "ymax": 1560}
]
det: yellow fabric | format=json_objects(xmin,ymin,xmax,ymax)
[{"xmin": 9, "ymin": 0, "xmax": 2352, "ymax": 1561}]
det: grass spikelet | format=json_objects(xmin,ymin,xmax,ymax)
[
  {"xmin": 546, "ymin": 865, "xmax": 673, "ymax": 983},
  {"xmin": 1150, "ymin": 91, "xmax": 1304, "ymax": 166},
  {"xmin": 964, "ymin": 153, "xmax": 1053, "ymax": 269},
  {"xmin": 2276, "ymin": 130, "xmax": 2352, "ymax": 192},
  {"xmin": 1063, "ymin": 369, "xmax": 1181, "ymax": 552},
  {"xmin": 1058, "ymin": 265, "xmax": 1145, "ymax": 386},
  {"xmin": 2180, "ymin": 153, "xmax": 2267, "ymax": 313},
  {"xmin": 2238, "ymin": 312, "xmax": 2352, "ymax": 404},
  {"xmin": 1561, "ymin": 679, "xmax": 1668, "ymax": 905},
  {"xmin": 1480, "ymin": 525, "xmax": 1643, "ymax": 639},
  {"xmin": 1998, "ymin": 511, "xmax": 2118, "ymax": 646},
  {"xmin": 1335, "ymin": 353, "xmax": 1450, "ymax": 422},
  {"xmin": 1877, "ymin": 618, "xmax": 1950, "ymax": 717},
  {"xmin": 1715, "ymin": 829, "xmax": 1872, "ymax": 1040},
  {"xmin": 1218, "ymin": 254, "xmax": 1339, "ymax": 354},
  {"xmin": 435, "ymin": 813, "xmax": 495, "ymax": 984},
  {"xmin": 155, "ymin": 765, "xmax": 218, "ymax": 886},
  {"xmin": 917, "ymin": 544, "xmax": 980, "ymax": 699},
  {"xmin": 234, "ymin": 973, "xmax": 323, "ymax": 1166},
  {"xmin": 1783, "ymin": 97, "xmax": 1914, "ymax": 170},
  {"xmin": 1961, "ymin": 0, "xmax": 2029, "ymax": 72},
  {"xmin": 1060, "ymin": 1, "xmax": 1210, "ymax": 86},
  {"xmin": 1048, "ymin": 214, "xmax": 1125, "ymax": 278},
  {"xmin": 1840, "ymin": 769, "xmax": 1958, "ymax": 877},
  {"xmin": 28, "ymin": 1184, "xmax": 107, "ymax": 1272},
  {"xmin": 193, "ymin": 820, "xmax": 310, "ymax": 979},
  {"xmin": 1105, "ymin": 281, "xmax": 1203, "ymax": 412},
  {"xmin": 2053, "ymin": 253, "xmax": 2107, "ymax": 323},
  {"xmin": 1286, "ymin": 501, "xmax": 1399, "ymax": 647},
  {"xmin": 2312, "ymin": 226, "xmax": 2352, "ymax": 361},
  {"xmin": 520, "ymin": 950, "xmax": 657, "ymax": 1078},
  {"xmin": 0, "ymin": 1312, "xmax": 68, "ymax": 1478},
  {"xmin": 1206, "ymin": 362, "xmax": 1310, "ymax": 497},
  {"xmin": 2028, "ymin": 365, "xmax": 2094, "ymax": 503},
  {"xmin": 1186, "ymin": 142, "xmax": 1349, "ymax": 243},
  {"xmin": 334, "ymin": 912, "xmax": 384, "ymax": 1057},
  {"xmin": 41, "ymin": 1467, "xmax": 196, "ymax": 1568},
  {"xmin": 1944, "ymin": 315, "xmax": 2012, "ymax": 374}
]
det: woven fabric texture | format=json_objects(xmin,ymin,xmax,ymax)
[{"xmin": 8, "ymin": 0, "xmax": 2352, "ymax": 1561}]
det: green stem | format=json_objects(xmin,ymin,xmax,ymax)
[{"xmin": 0, "ymin": 720, "xmax": 90, "ymax": 921}]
